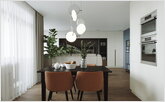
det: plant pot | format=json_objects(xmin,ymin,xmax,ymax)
[
  {"xmin": 44, "ymin": 56, "xmax": 52, "ymax": 68},
  {"xmin": 80, "ymin": 59, "xmax": 87, "ymax": 68}
]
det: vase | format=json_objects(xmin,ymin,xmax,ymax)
[{"xmin": 80, "ymin": 59, "xmax": 87, "ymax": 68}]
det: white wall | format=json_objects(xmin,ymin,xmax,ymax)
[
  {"xmin": 130, "ymin": 1, "xmax": 165, "ymax": 101},
  {"xmin": 46, "ymin": 31, "xmax": 124, "ymax": 68}
]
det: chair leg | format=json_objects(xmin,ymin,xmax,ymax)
[
  {"xmin": 99, "ymin": 90, "xmax": 102, "ymax": 93},
  {"xmin": 65, "ymin": 91, "xmax": 69, "ymax": 101},
  {"xmin": 97, "ymin": 91, "xmax": 101, "ymax": 101},
  {"xmin": 73, "ymin": 83, "xmax": 76, "ymax": 92},
  {"xmin": 48, "ymin": 91, "xmax": 53, "ymax": 101},
  {"xmin": 80, "ymin": 91, "xmax": 84, "ymax": 101},
  {"xmin": 70, "ymin": 89, "xmax": 74, "ymax": 100},
  {"xmin": 77, "ymin": 90, "xmax": 80, "ymax": 100}
]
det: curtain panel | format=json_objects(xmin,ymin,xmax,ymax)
[
  {"xmin": 0, "ymin": 1, "xmax": 37, "ymax": 101},
  {"xmin": 36, "ymin": 12, "xmax": 44, "ymax": 82}
]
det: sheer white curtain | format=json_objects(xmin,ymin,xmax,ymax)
[{"xmin": 0, "ymin": 1, "xmax": 37, "ymax": 101}]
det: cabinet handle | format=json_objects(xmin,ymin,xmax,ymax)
[{"xmin": 114, "ymin": 49, "xmax": 116, "ymax": 66}]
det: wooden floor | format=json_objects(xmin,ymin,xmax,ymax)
[{"xmin": 14, "ymin": 68, "xmax": 141, "ymax": 101}]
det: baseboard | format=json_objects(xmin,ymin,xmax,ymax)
[
  {"xmin": 106, "ymin": 66, "xmax": 124, "ymax": 68},
  {"xmin": 130, "ymin": 88, "xmax": 142, "ymax": 101}
]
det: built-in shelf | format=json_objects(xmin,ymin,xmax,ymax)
[{"xmin": 59, "ymin": 38, "xmax": 107, "ymax": 66}]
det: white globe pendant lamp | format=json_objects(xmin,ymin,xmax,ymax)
[
  {"xmin": 76, "ymin": 19, "xmax": 86, "ymax": 35},
  {"xmin": 77, "ymin": 24, "xmax": 86, "ymax": 35},
  {"xmin": 71, "ymin": 10, "xmax": 77, "ymax": 21},
  {"xmin": 68, "ymin": 4, "xmax": 80, "ymax": 22},
  {"xmin": 66, "ymin": 31, "xmax": 77, "ymax": 42}
]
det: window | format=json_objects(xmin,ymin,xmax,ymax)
[{"xmin": 0, "ymin": 1, "xmax": 37, "ymax": 100}]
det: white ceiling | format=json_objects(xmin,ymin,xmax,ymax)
[{"xmin": 27, "ymin": 1, "xmax": 130, "ymax": 32}]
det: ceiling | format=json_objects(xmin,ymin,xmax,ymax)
[{"xmin": 27, "ymin": 1, "xmax": 130, "ymax": 32}]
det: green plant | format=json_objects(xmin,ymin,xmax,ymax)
[
  {"xmin": 44, "ymin": 29, "xmax": 94, "ymax": 59},
  {"xmin": 44, "ymin": 28, "xmax": 80, "ymax": 58},
  {"xmin": 80, "ymin": 40, "xmax": 94, "ymax": 59},
  {"xmin": 44, "ymin": 28, "xmax": 59, "ymax": 58},
  {"xmin": 66, "ymin": 44, "xmax": 80, "ymax": 55}
]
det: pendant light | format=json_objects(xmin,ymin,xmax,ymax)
[
  {"xmin": 66, "ymin": 31, "xmax": 77, "ymax": 42},
  {"xmin": 66, "ymin": 26, "xmax": 77, "ymax": 42},
  {"xmin": 76, "ymin": 18, "xmax": 86, "ymax": 35},
  {"xmin": 69, "ymin": 4, "xmax": 80, "ymax": 22},
  {"xmin": 76, "ymin": 2, "xmax": 86, "ymax": 35},
  {"xmin": 71, "ymin": 10, "xmax": 77, "ymax": 21},
  {"xmin": 66, "ymin": 2, "xmax": 86, "ymax": 42}
]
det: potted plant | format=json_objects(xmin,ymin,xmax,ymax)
[
  {"xmin": 80, "ymin": 40, "xmax": 94, "ymax": 68},
  {"xmin": 43, "ymin": 28, "xmax": 80, "ymax": 67},
  {"xmin": 43, "ymin": 28, "xmax": 59, "ymax": 67},
  {"xmin": 43, "ymin": 29, "xmax": 94, "ymax": 68},
  {"xmin": 66, "ymin": 44, "xmax": 80, "ymax": 55}
]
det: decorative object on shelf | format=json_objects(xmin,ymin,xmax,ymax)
[
  {"xmin": 80, "ymin": 40, "xmax": 94, "ymax": 68},
  {"xmin": 126, "ymin": 40, "xmax": 130, "ymax": 53},
  {"xmin": 66, "ymin": 3, "xmax": 86, "ymax": 42},
  {"xmin": 126, "ymin": 40, "xmax": 130, "ymax": 47}
]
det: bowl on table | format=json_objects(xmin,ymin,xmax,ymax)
[
  {"xmin": 64, "ymin": 64, "xmax": 77, "ymax": 69},
  {"xmin": 64, "ymin": 61, "xmax": 77, "ymax": 69}
]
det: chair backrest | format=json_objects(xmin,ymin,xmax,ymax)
[
  {"xmin": 45, "ymin": 71, "xmax": 73, "ymax": 91},
  {"xmin": 87, "ymin": 64, "xmax": 96, "ymax": 66},
  {"xmin": 76, "ymin": 71, "xmax": 103, "ymax": 91}
]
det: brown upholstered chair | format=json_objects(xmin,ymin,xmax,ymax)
[
  {"xmin": 76, "ymin": 71, "xmax": 103, "ymax": 101},
  {"xmin": 87, "ymin": 64, "xmax": 96, "ymax": 66},
  {"xmin": 45, "ymin": 71, "xmax": 74, "ymax": 101}
]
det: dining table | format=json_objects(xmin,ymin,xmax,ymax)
[{"xmin": 37, "ymin": 66, "xmax": 112, "ymax": 101}]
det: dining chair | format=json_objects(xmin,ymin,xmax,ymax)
[
  {"xmin": 72, "ymin": 75, "xmax": 77, "ymax": 92},
  {"xmin": 45, "ymin": 71, "xmax": 74, "ymax": 101},
  {"xmin": 76, "ymin": 71, "xmax": 103, "ymax": 101}
]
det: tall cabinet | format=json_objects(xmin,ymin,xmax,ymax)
[{"xmin": 123, "ymin": 29, "xmax": 130, "ymax": 72}]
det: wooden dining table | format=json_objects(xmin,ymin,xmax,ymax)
[{"xmin": 37, "ymin": 66, "xmax": 112, "ymax": 101}]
